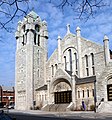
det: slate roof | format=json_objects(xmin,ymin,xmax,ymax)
[
  {"xmin": 36, "ymin": 85, "xmax": 47, "ymax": 91},
  {"xmin": 75, "ymin": 75, "xmax": 96, "ymax": 85},
  {"xmin": 36, "ymin": 76, "xmax": 96, "ymax": 91},
  {"xmin": 28, "ymin": 11, "xmax": 38, "ymax": 19},
  {"xmin": 65, "ymin": 70, "xmax": 72, "ymax": 76}
]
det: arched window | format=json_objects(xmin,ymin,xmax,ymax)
[
  {"xmin": 91, "ymin": 53, "xmax": 95, "ymax": 75},
  {"xmin": 34, "ymin": 32, "xmax": 36, "ymax": 45},
  {"xmin": 39, "ymin": 95, "xmax": 41, "ymax": 101},
  {"xmin": 23, "ymin": 25, "xmax": 25, "ymax": 32},
  {"xmin": 42, "ymin": 95, "xmax": 44, "ymax": 101},
  {"xmin": 64, "ymin": 56, "xmax": 67, "ymax": 70},
  {"xmin": 51, "ymin": 65, "xmax": 54, "ymax": 76},
  {"xmin": 82, "ymin": 90, "xmax": 84, "ymax": 98},
  {"xmin": 68, "ymin": 49, "xmax": 72, "ymax": 72},
  {"xmin": 85, "ymin": 55, "xmax": 88, "ymax": 67},
  {"xmin": 92, "ymin": 89, "xmax": 94, "ymax": 97},
  {"xmin": 91, "ymin": 53, "xmax": 94, "ymax": 65},
  {"xmin": 78, "ymin": 91, "xmax": 80, "ymax": 98},
  {"xmin": 22, "ymin": 25, "xmax": 26, "ymax": 45},
  {"xmin": 92, "ymin": 67, "xmax": 95, "ymax": 75},
  {"xmin": 74, "ymin": 53, "xmax": 78, "ymax": 69},
  {"xmin": 37, "ymin": 50, "xmax": 39, "ymax": 66},
  {"xmin": 22, "ymin": 35, "xmax": 25, "ymax": 46},
  {"xmin": 35, "ymin": 25, "xmax": 40, "ymax": 46},
  {"xmin": 87, "ymin": 89, "xmax": 89, "ymax": 97},
  {"xmin": 38, "ymin": 69, "xmax": 40, "ymax": 77},
  {"xmin": 37, "ymin": 58, "xmax": 39, "ymax": 66},
  {"xmin": 37, "ymin": 95, "xmax": 39, "ymax": 101},
  {"xmin": 74, "ymin": 53, "xmax": 78, "ymax": 75},
  {"xmin": 25, "ymin": 32, "xmax": 27, "ymax": 43},
  {"xmin": 85, "ymin": 55, "xmax": 89, "ymax": 76},
  {"xmin": 38, "ymin": 50, "xmax": 39, "ymax": 56},
  {"xmin": 45, "ymin": 94, "xmax": 47, "ymax": 100},
  {"xmin": 38, "ymin": 35, "xmax": 40, "ymax": 46},
  {"xmin": 35, "ymin": 24, "xmax": 40, "ymax": 32},
  {"xmin": 55, "ymin": 64, "xmax": 58, "ymax": 70},
  {"xmin": 86, "ymin": 68, "xmax": 89, "ymax": 76}
]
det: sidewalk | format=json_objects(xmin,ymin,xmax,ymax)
[{"xmin": 8, "ymin": 109, "xmax": 112, "ymax": 119}]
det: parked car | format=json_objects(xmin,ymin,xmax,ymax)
[{"xmin": 8, "ymin": 103, "xmax": 15, "ymax": 109}]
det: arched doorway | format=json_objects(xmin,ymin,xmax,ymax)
[
  {"xmin": 107, "ymin": 77, "xmax": 112, "ymax": 101},
  {"xmin": 54, "ymin": 81, "xmax": 72, "ymax": 104},
  {"xmin": 50, "ymin": 78, "xmax": 72, "ymax": 104}
]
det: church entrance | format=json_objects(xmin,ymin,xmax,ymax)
[
  {"xmin": 53, "ymin": 81, "xmax": 72, "ymax": 104},
  {"xmin": 107, "ymin": 84, "xmax": 112, "ymax": 101},
  {"xmin": 54, "ymin": 91, "xmax": 72, "ymax": 104}
]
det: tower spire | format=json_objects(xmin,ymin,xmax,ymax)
[
  {"xmin": 66, "ymin": 24, "xmax": 70, "ymax": 34},
  {"xmin": 103, "ymin": 35, "xmax": 110, "ymax": 65}
]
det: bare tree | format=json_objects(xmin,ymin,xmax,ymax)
[
  {"xmin": 49, "ymin": 0, "xmax": 108, "ymax": 21},
  {"xmin": 0, "ymin": 0, "xmax": 30, "ymax": 32},
  {"xmin": 0, "ymin": 0, "xmax": 109, "ymax": 32}
]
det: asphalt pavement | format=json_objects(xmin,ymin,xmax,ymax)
[{"xmin": 4, "ymin": 109, "xmax": 112, "ymax": 120}]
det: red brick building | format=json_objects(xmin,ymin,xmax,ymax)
[{"xmin": 0, "ymin": 86, "xmax": 15, "ymax": 107}]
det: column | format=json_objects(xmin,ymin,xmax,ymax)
[
  {"xmin": 103, "ymin": 35, "xmax": 110, "ymax": 66},
  {"xmin": 26, "ymin": 30, "xmax": 34, "ymax": 110},
  {"xmin": 72, "ymin": 73, "xmax": 76, "ymax": 109},
  {"xmin": 58, "ymin": 35, "xmax": 62, "ymax": 68},
  {"xmin": 47, "ymin": 80, "xmax": 50, "ymax": 104},
  {"xmin": 76, "ymin": 27, "xmax": 83, "ymax": 78}
]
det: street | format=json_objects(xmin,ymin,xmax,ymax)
[
  {"xmin": 8, "ymin": 112, "xmax": 77, "ymax": 120},
  {"xmin": 6, "ymin": 112, "xmax": 112, "ymax": 120}
]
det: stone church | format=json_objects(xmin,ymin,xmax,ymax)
[{"xmin": 15, "ymin": 11, "xmax": 112, "ymax": 112}]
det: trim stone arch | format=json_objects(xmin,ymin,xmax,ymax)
[
  {"xmin": 50, "ymin": 77, "xmax": 72, "ymax": 93},
  {"xmin": 105, "ymin": 73, "xmax": 112, "ymax": 101},
  {"xmin": 105, "ymin": 73, "xmax": 112, "ymax": 83},
  {"xmin": 50, "ymin": 68, "xmax": 72, "ymax": 93},
  {"xmin": 102, "ymin": 71, "xmax": 112, "ymax": 101}
]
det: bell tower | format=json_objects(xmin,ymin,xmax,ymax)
[{"xmin": 15, "ymin": 11, "xmax": 48, "ymax": 110}]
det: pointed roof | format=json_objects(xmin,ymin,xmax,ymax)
[
  {"xmin": 76, "ymin": 26, "xmax": 81, "ymax": 31},
  {"xmin": 104, "ymin": 35, "xmax": 109, "ymax": 41},
  {"xmin": 57, "ymin": 35, "xmax": 61, "ymax": 40},
  {"xmin": 35, "ymin": 85, "xmax": 47, "ymax": 91},
  {"xmin": 28, "ymin": 11, "xmax": 38, "ymax": 19},
  {"xmin": 66, "ymin": 24, "xmax": 71, "ymax": 34}
]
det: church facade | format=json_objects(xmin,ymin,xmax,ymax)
[{"xmin": 15, "ymin": 11, "xmax": 112, "ymax": 112}]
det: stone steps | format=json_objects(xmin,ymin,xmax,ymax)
[
  {"xmin": 97, "ymin": 101, "xmax": 112, "ymax": 112},
  {"xmin": 42, "ymin": 103, "xmax": 69, "ymax": 112}
]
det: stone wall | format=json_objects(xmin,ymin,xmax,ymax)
[
  {"xmin": 36, "ymin": 90, "xmax": 47, "ymax": 108},
  {"xmin": 15, "ymin": 47, "xmax": 27, "ymax": 110},
  {"xmin": 33, "ymin": 46, "xmax": 46, "ymax": 88},
  {"xmin": 76, "ymin": 83, "xmax": 94, "ymax": 110}
]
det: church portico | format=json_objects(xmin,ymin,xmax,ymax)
[
  {"xmin": 47, "ymin": 68, "xmax": 76, "ymax": 106},
  {"xmin": 52, "ymin": 80, "xmax": 72, "ymax": 104},
  {"xmin": 49, "ymin": 76, "xmax": 72, "ymax": 104}
]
